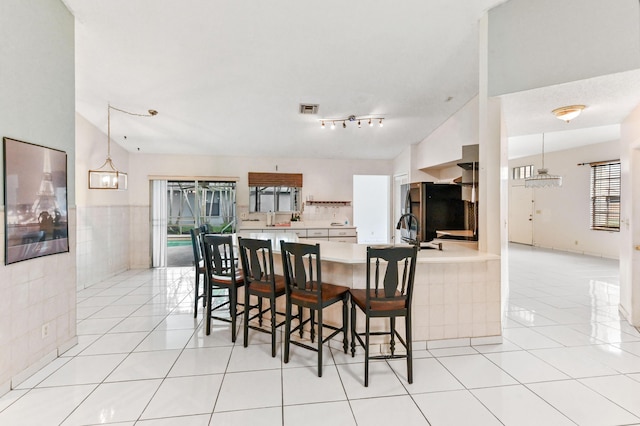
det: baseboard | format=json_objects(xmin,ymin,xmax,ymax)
[
  {"xmin": 11, "ymin": 349, "xmax": 57, "ymax": 389},
  {"xmin": 58, "ymin": 336, "xmax": 79, "ymax": 356}
]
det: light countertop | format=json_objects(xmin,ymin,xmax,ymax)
[{"xmin": 236, "ymin": 230, "xmax": 497, "ymax": 265}]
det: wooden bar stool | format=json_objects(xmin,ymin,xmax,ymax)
[
  {"xmin": 200, "ymin": 233, "xmax": 244, "ymax": 341},
  {"xmin": 350, "ymin": 245, "xmax": 418, "ymax": 386},
  {"xmin": 280, "ymin": 241, "xmax": 349, "ymax": 377},
  {"xmin": 237, "ymin": 237, "xmax": 286, "ymax": 357}
]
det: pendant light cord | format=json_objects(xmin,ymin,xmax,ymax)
[{"xmin": 106, "ymin": 103, "xmax": 159, "ymax": 160}]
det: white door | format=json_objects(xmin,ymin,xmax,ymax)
[{"xmin": 509, "ymin": 185, "xmax": 534, "ymax": 245}]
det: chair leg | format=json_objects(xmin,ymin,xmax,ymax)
[
  {"xmin": 364, "ymin": 315, "xmax": 370, "ymax": 387},
  {"xmin": 406, "ymin": 313, "xmax": 413, "ymax": 384},
  {"xmin": 194, "ymin": 271, "xmax": 199, "ymax": 318},
  {"xmin": 258, "ymin": 296, "xmax": 264, "ymax": 327},
  {"xmin": 350, "ymin": 300, "xmax": 356, "ymax": 357},
  {"xmin": 390, "ymin": 317, "xmax": 396, "ymax": 356},
  {"xmin": 243, "ymin": 291, "xmax": 250, "ymax": 348},
  {"xmin": 317, "ymin": 308, "xmax": 323, "ymax": 377},
  {"xmin": 299, "ymin": 307, "xmax": 304, "ymax": 338},
  {"xmin": 310, "ymin": 309, "xmax": 316, "ymax": 343},
  {"xmin": 270, "ymin": 296, "xmax": 277, "ymax": 357},
  {"xmin": 284, "ymin": 300, "xmax": 292, "ymax": 364},
  {"xmin": 205, "ymin": 280, "xmax": 212, "ymax": 336},
  {"xmin": 342, "ymin": 295, "xmax": 348, "ymax": 353},
  {"xmin": 202, "ymin": 273, "xmax": 207, "ymax": 308},
  {"xmin": 230, "ymin": 288, "xmax": 237, "ymax": 342}
]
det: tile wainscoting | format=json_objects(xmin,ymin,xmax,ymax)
[
  {"xmin": 76, "ymin": 205, "xmax": 133, "ymax": 289},
  {"xmin": 0, "ymin": 207, "xmax": 77, "ymax": 392}
]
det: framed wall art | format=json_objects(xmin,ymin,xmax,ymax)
[{"xmin": 3, "ymin": 137, "xmax": 69, "ymax": 264}]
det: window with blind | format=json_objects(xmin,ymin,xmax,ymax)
[
  {"xmin": 248, "ymin": 172, "xmax": 302, "ymax": 213},
  {"xmin": 590, "ymin": 161, "xmax": 620, "ymax": 231},
  {"xmin": 512, "ymin": 165, "xmax": 534, "ymax": 180}
]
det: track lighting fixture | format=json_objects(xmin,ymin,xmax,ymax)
[{"xmin": 318, "ymin": 114, "xmax": 384, "ymax": 129}]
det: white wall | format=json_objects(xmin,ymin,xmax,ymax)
[
  {"xmin": 509, "ymin": 140, "xmax": 620, "ymax": 258},
  {"xmin": 414, "ymin": 96, "xmax": 479, "ymax": 171},
  {"xmin": 488, "ymin": 0, "xmax": 640, "ymax": 96},
  {"xmin": 124, "ymin": 153, "xmax": 393, "ymax": 267},
  {"xmin": 620, "ymin": 103, "xmax": 640, "ymax": 325},
  {"xmin": 75, "ymin": 114, "xmax": 132, "ymax": 288},
  {"xmin": 0, "ymin": 0, "xmax": 76, "ymax": 391}
]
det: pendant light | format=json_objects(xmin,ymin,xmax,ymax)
[
  {"xmin": 525, "ymin": 133, "xmax": 562, "ymax": 188},
  {"xmin": 88, "ymin": 103, "xmax": 158, "ymax": 190}
]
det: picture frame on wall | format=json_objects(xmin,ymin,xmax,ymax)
[{"xmin": 3, "ymin": 137, "xmax": 69, "ymax": 264}]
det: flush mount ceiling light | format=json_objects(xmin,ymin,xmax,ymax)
[
  {"xmin": 320, "ymin": 114, "xmax": 384, "ymax": 129},
  {"xmin": 552, "ymin": 105, "xmax": 585, "ymax": 123},
  {"xmin": 88, "ymin": 103, "xmax": 158, "ymax": 190},
  {"xmin": 525, "ymin": 133, "xmax": 562, "ymax": 188}
]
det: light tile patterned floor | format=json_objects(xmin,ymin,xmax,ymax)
[{"xmin": 2, "ymin": 244, "xmax": 640, "ymax": 425}]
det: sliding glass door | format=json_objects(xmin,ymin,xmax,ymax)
[{"xmin": 152, "ymin": 179, "xmax": 236, "ymax": 267}]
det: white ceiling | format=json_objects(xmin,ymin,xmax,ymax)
[{"xmin": 62, "ymin": 0, "xmax": 640, "ymax": 161}]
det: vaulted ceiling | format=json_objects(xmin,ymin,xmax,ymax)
[{"xmin": 62, "ymin": 0, "xmax": 640, "ymax": 161}]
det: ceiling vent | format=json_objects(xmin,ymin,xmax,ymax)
[{"xmin": 299, "ymin": 104, "xmax": 319, "ymax": 114}]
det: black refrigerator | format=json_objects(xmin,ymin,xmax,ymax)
[{"xmin": 401, "ymin": 182, "xmax": 474, "ymax": 243}]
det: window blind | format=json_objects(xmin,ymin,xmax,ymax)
[
  {"xmin": 590, "ymin": 161, "xmax": 620, "ymax": 231},
  {"xmin": 248, "ymin": 172, "xmax": 303, "ymax": 187}
]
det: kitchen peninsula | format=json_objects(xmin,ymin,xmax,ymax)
[{"xmin": 237, "ymin": 224, "xmax": 501, "ymax": 348}]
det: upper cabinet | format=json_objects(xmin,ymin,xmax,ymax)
[{"xmin": 248, "ymin": 172, "xmax": 302, "ymax": 213}]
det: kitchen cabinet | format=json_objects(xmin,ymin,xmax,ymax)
[
  {"xmin": 328, "ymin": 228, "xmax": 357, "ymax": 243},
  {"xmin": 239, "ymin": 225, "xmax": 357, "ymax": 243}
]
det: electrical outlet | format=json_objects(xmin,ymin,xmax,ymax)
[{"xmin": 41, "ymin": 323, "xmax": 50, "ymax": 339}]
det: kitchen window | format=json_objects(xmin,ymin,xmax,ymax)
[
  {"xmin": 247, "ymin": 172, "xmax": 302, "ymax": 213},
  {"xmin": 590, "ymin": 161, "xmax": 620, "ymax": 231}
]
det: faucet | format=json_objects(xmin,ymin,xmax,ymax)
[{"xmin": 396, "ymin": 213, "xmax": 443, "ymax": 251}]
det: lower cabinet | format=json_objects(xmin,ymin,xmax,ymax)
[{"xmin": 240, "ymin": 226, "xmax": 357, "ymax": 243}]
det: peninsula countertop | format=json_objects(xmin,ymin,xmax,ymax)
[{"xmin": 236, "ymin": 230, "xmax": 497, "ymax": 265}]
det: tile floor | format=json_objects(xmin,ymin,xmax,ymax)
[{"xmin": 2, "ymin": 244, "xmax": 640, "ymax": 425}]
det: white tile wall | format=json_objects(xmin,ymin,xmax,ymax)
[
  {"xmin": 0, "ymin": 208, "xmax": 77, "ymax": 389},
  {"xmin": 130, "ymin": 206, "xmax": 151, "ymax": 269},
  {"xmin": 412, "ymin": 258, "xmax": 501, "ymax": 342},
  {"xmin": 76, "ymin": 205, "xmax": 132, "ymax": 289}
]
